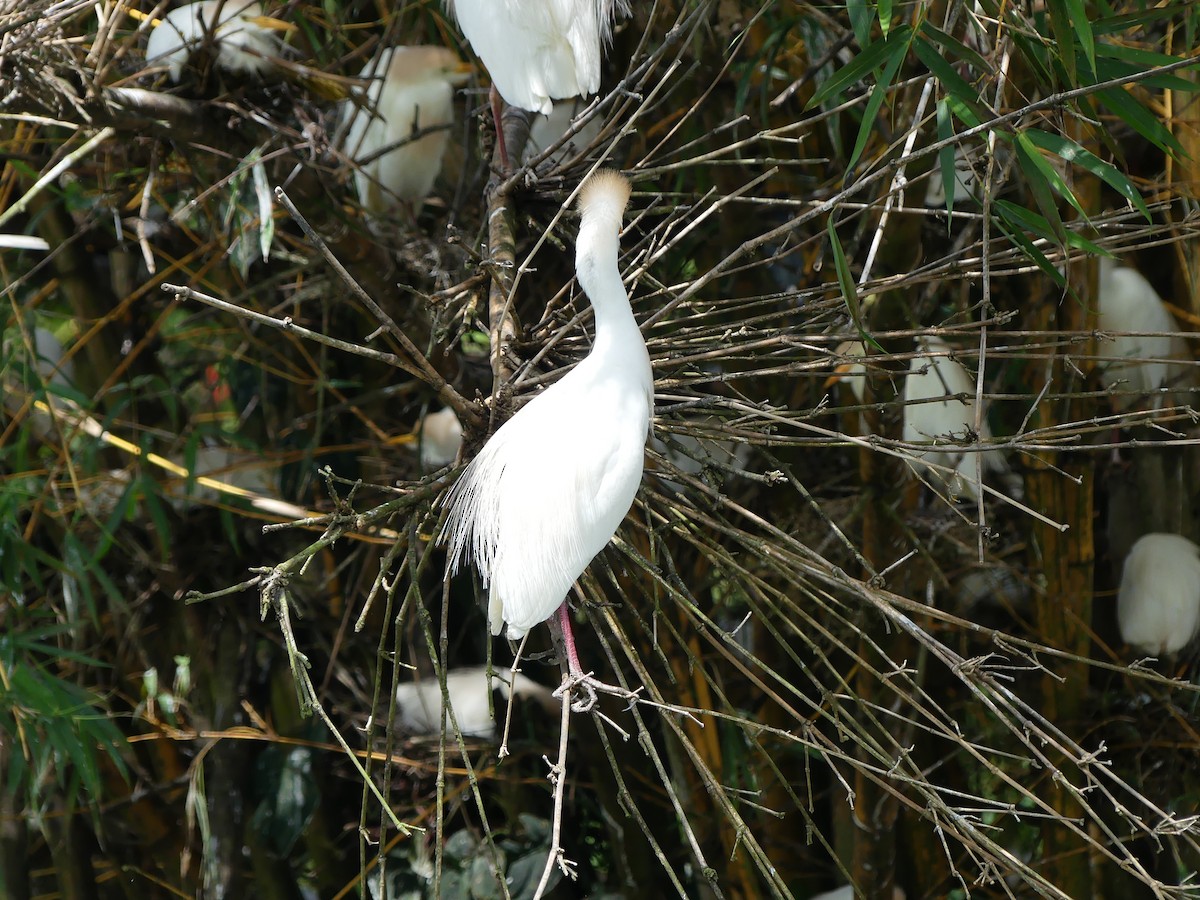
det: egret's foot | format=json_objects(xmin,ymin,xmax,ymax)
[{"xmin": 553, "ymin": 671, "xmax": 642, "ymax": 714}]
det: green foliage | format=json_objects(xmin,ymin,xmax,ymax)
[{"xmin": 0, "ymin": 642, "xmax": 129, "ymax": 821}]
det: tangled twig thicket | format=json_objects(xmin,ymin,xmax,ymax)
[{"xmin": 5, "ymin": 0, "xmax": 1200, "ymax": 898}]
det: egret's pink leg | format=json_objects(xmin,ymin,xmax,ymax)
[
  {"xmin": 555, "ymin": 601, "xmax": 584, "ymax": 676},
  {"xmin": 490, "ymin": 84, "xmax": 510, "ymax": 171}
]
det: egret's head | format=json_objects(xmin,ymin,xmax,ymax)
[{"xmin": 385, "ymin": 46, "xmax": 473, "ymax": 89}]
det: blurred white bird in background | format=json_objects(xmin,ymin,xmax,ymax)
[
  {"xmin": 395, "ymin": 666, "xmax": 555, "ymax": 738},
  {"xmin": 650, "ymin": 420, "xmax": 750, "ymax": 490},
  {"xmin": 1096, "ymin": 257, "xmax": 1191, "ymax": 411},
  {"xmin": 418, "ymin": 406, "xmax": 464, "ymax": 471},
  {"xmin": 443, "ymin": 171, "xmax": 651, "ymax": 680},
  {"xmin": 1117, "ymin": 533, "xmax": 1200, "ymax": 658},
  {"xmin": 3, "ymin": 325, "xmax": 77, "ymax": 439},
  {"xmin": 923, "ymin": 145, "xmax": 978, "ymax": 208},
  {"xmin": 829, "ymin": 336, "xmax": 1013, "ymax": 501},
  {"xmin": 447, "ymin": 0, "xmax": 626, "ymax": 166},
  {"xmin": 342, "ymin": 46, "xmax": 471, "ymax": 219},
  {"xmin": 27, "ymin": 326, "xmax": 76, "ymax": 391},
  {"xmin": 523, "ymin": 98, "xmax": 604, "ymax": 170},
  {"xmin": 145, "ymin": 0, "xmax": 292, "ymax": 83},
  {"xmin": 161, "ymin": 445, "xmax": 284, "ymax": 514}
]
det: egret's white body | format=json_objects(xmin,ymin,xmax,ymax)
[
  {"xmin": 831, "ymin": 337, "xmax": 1009, "ymax": 501},
  {"xmin": 394, "ymin": 666, "xmax": 554, "ymax": 738},
  {"xmin": 145, "ymin": 0, "xmax": 281, "ymax": 82},
  {"xmin": 1097, "ymin": 258, "xmax": 1189, "ymax": 410},
  {"xmin": 342, "ymin": 46, "xmax": 469, "ymax": 216},
  {"xmin": 447, "ymin": 0, "xmax": 624, "ymax": 115},
  {"xmin": 1117, "ymin": 533, "xmax": 1200, "ymax": 657},
  {"xmin": 418, "ymin": 407, "xmax": 464, "ymax": 471},
  {"xmin": 444, "ymin": 171, "xmax": 651, "ymax": 641}
]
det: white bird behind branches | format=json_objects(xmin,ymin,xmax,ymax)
[
  {"xmin": 394, "ymin": 667, "xmax": 555, "ymax": 738},
  {"xmin": 418, "ymin": 407, "xmax": 464, "ymax": 471},
  {"xmin": 342, "ymin": 46, "xmax": 471, "ymax": 218},
  {"xmin": 145, "ymin": 0, "xmax": 287, "ymax": 82},
  {"xmin": 1097, "ymin": 257, "xmax": 1191, "ymax": 411},
  {"xmin": 1117, "ymin": 533, "xmax": 1200, "ymax": 657},
  {"xmin": 443, "ymin": 171, "xmax": 651, "ymax": 646},
  {"xmin": 830, "ymin": 336, "xmax": 1013, "ymax": 502}
]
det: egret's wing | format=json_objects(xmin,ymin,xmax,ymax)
[{"xmin": 488, "ymin": 391, "xmax": 627, "ymax": 633}]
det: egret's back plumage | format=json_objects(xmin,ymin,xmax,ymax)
[
  {"xmin": 448, "ymin": 0, "xmax": 625, "ymax": 114},
  {"xmin": 145, "ymin": 0, "xmax": 277, "ymax": 82},
  {"xmin": 1117, "ymin": 533, "xmax": 1200, "ymax": 657},
  {"xmin": 834, "ymin": 337, "xmax": 1010, "ymax": 501},
  {"xmin": 902, "ymin": 336, "xmax": 1013, "ymax": 501},
  {"xmin": 443, "ymin": 171, "xmax": 651, "ymax": 639},
  {"xmin": 1097, "ymin": 258, "xmax": 1189, "ymax": 410}
]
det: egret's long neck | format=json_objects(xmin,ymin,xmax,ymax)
[{"xmin": 575, "ymin": 217, "xmax": 640, "ymax": 345}]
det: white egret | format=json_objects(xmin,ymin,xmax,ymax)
[
  {"xmin": 394, "ymin": 666, "xmax": 555, "ymax": 738},
  {"xmin": 1117, "ymin": 533, "xmax": 1200, "ymax": 658},
  {"xmin": 829, "ymin": 336, "xmax": 1012, "ymax": 501},
  {"xmin": 145, "ymin": 0, "xmax": 290, "ymax": 83},
  {"xmin": 443, "ymin": 171, "xmax": 651, "ymax": 677},
  {"xmin": 342, "ymin": 46, "xmax": 471, "ymax": 218},
  {"xmin": 418, "ymin": 406, "xmax": 464, "ymax": 471},
  {"xmin": 446, "ymin": 0, "xmax": 625, "ymax": 166},
  {"xmin": 1097, "ymin": 257, "xmax": 1190, "ymax": 411}
]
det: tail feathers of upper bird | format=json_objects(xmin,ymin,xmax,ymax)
[{"xmin": 578, "ymin": 169, "xmax": 631, "ymax": 227}]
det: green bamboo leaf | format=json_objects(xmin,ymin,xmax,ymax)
[
  {"xmin": 943, "ymin": 94, "xmax": 984, "ymax": 130},
  {"xmin": 1011, "ymin": 135, "xmax": 1070, "ymax": 243},
  {"xmin": 1045, "ymin": 0, "xmax": 1076, "ymax": 82},
  {"xmin": 878, "ymin": 0, "xmax": 893, "ymax": 37},
  {"xmin": 992, "ymin": 206, "xmax": 1067, "ymax": 288},
  {"xmin": 1094, "ymin": 40, "xmax": 1195, "ymax": 71},
  {"xmin": 1063, "ymin": 0, "xmax": 1095, "ymax": 74},
  {"xmin": 994, "ymin": 16, "xmax": 1054, "ymax": 86},
  {"xmin": 1016, "ymin": 133, "xmax": 1087, "ymax": 221},
  {"xmin": 827, "ymin": 218, "xmax": 863, "ymax": 332},
  {"xmin": 1097, "ymin": 86, "xmax": 1185, "ymax": 156},
  {"xmin": 1023, "ymin": 128, "xmax": 1151, "ymax": 222},
  {"xmin": 62, "ymin": 534, "xmax": 99, "ymax": 624},
  {"xmin": 846, "ymin": 33, "xmax": 909, "ymax": 171},
  {"xmin": 1093, "ymin": 50, "xmax": 1200, "ymax": 93},
  {"xmin": 918, "ymin": 22, "xmax": 994, "ymax": 75},
  {"xmin": 934, "ymin": 99, "xmax": 958, "ymax": 228},
  {"xmin": 806, "ymin": 25, "xmax": 911, "ymax": 109},
  {"xmin": 1092, "ymin": 5, "xmax": 1191, "ymax": 35},
  {"xmin": 995, "ymin": 200, "xmax": 1106, "ymax": 255},
  {"xmin": 139, "ymin": 472, "xmax": 173, "ymax": 563},
  {"xmin": 913, "ymin": 36, "xmax": 988, "ymax": 129},
  {"xmin": 847, "ymin": 0, "xmax": 872, "ymax": 48}
]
